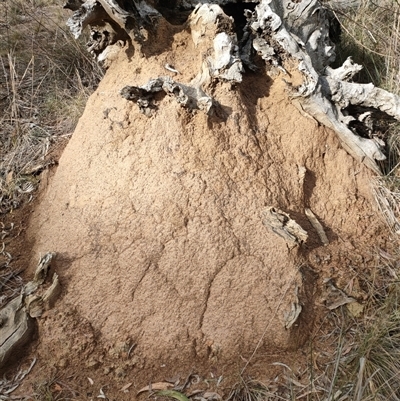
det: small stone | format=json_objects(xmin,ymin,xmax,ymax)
[
  {"xmin": 115, "ymin": 367, "xmax": 126, "ymax": 378},
  {"xmin": 124, "ymin": 359, "xmax": 136, "ymax": 368},
  {"xmin": 86, "ymin": 358, "xmax": 99, "ymax": 368},
  {"xmin": 58, "ymin": 358, "xmax": 68, "ymax": 368}
]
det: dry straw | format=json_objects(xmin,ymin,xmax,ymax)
[{"xmin": 0, "ymin": 0, "xmax": 103, "ymax": 214}]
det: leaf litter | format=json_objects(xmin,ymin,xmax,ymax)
[{"xmin": 0, "ymin": 358, "xmax": 36, "ymax": 400}]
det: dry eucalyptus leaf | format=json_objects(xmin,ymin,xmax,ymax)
[
  {"xmin": 346, "ymin": 301, "xmax": 364, "ymax": 317},
  {"xmin": 137, "ymin": 382, "xmax": 174, "ymax": 395},
  {"xmin": 120, "ymin": 382, "xmax": 132, "ymax": 392}
]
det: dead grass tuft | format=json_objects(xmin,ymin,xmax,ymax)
[
  {"xmin": 0, "ymin": 0, "xmax": 102, "ymax": 308},
  {"xmin": 29, "ymin": 374, "xmax": 80, "ymax": 401},
  {"xmin": 328, "ymin": 0, "xmax": 400, "ymax": 92},
  {"xmin": 0, "ymin": 267, "xmax": 23, "ymax": 308},
  {"xmin": 0, "ymin": 222, "xmax": 23, "ymax": 308},
  {"xmin": 373, "ymin": 176, "xmax": 400, "ymax": 234},
  {"xmin": 327, "ymin": 1, "xmax": 400, "ymax": 234},
  {"xmin": 226, "ymin": 378, "xmax": 286, "ymax": 401},
  {"xmin": 0, "ymin": 0, "xmax": 103, "ymax": 214},
  {"xmin": 306, "ymin": 252, "xmax": 400, "ymax": 401}
]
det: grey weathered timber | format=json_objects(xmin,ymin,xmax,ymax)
[
  {"xmin": 120, "ymin": 76, "xmax": 215, "ymax": 115},
  {"xmin": 65, "ymin": 0, "xmax": 400, "ymax": 173},
  {"xmin": 0, "ymin": 253, "xmax": 59, "ymax": 370}
]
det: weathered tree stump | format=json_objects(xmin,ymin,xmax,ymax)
[{"xmin": 65, "ymin": 0, "xmax": 400, "ymax": 173}]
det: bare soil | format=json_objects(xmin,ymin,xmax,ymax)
[{"xmin": 4, "ymin": 19, "xmax": 391, "ymax": 400}]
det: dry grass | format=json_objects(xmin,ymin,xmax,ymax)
[
  {"xmin": 0, "ymin": 265, "xmax": 23, "ymax": 308},
  {"xmin": 373, "ymin": 176, "xmax": 400, "ymax": 235},
  {"xmin": 0, "ymin": 220, "xmax": 23, "ymax": 308},
  {"xmin": 227, "ymin": 260, "xmax": 400, "ymax": 401},
  {"xmin": 0, "ymin": 0, "xmax": 103, "ymax": 214},
  {"xmin": 302, "ymin": 8, "xmax": 400, "ymax": 398},
  {"xmin": 373, "ymin": 127, "xmax": 400, "ymax": 233},
  {"xmin": 327, "ymin": 1, "xmax": 400, "ymax": 232},
  {"xmin": 328, "ymin": 0, "xmax": 400, "ymax": 92},
  {"xmin": 295, "ymin": 253, "xmax": 400, "ymax": 401},
  {"xmin": 226, "ymin": 379, "xmax": 287, "ymax": 401},
  {"xmin": 0, "ymin": 0, "xmax": 103, "ymax": 322},
  {"xmin": 30, "ymin": 376, "xmax": 79, "ymax": 401},
  {"xmin": 0, "ymin": 359, "xmax": 80, "ymax": 400}
]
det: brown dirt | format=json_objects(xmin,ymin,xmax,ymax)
[{"xmin": 5, "ymin": 17, "xmax": 391, "ymax": 400}]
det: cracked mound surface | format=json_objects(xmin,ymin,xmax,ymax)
[{"xmin": 27, "ymin": 25, "xmax": 383, "ymax": 387}]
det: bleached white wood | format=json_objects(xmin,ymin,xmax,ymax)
[{"xmin": 65, "ymin": 0, "xmax": 400, "ymax": 173}]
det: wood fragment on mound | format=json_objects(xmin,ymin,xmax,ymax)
[
  {"xmin": 0, "ymin": 296, "xmax": 34, "ymax": 371},
  {"xmin": 262, "ymin": 206, "xmax": 308, "ymax": 246},
  {"xmin": 322, "ymin": 278, "xmax": 356, "ymax": 310},
  {"xmin": 63, "ymin": 0, "xmax": 400, "ymax": 173},
  {"xmin": 305, "ymin": 208, "xmax": 329, "ymax": 246},
  {"xmin": 119, "ymin": 3, "xmax": 243, "ymax": 115},
  {"xmin": 120, "ymin": 76, "xmax": 215, "ymax": 115},
  {"xmin": 0, "ymin": 253, "xmax": 59, "ymax": 370},
  {"xmin": 283, "ymin": 285, "xmax": 302, "ymax": 329}
]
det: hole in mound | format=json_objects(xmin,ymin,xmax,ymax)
[
  {"xmin": 154, "ymin": 0, "xmax": 192, "ymax": 25},
  {"xmin": 344, "ymin": 104, "xmax": 394, "ymax": 140},
  {"xmin": 221, "ymin": 1, "xmax": 257, "ymax": 41}
]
